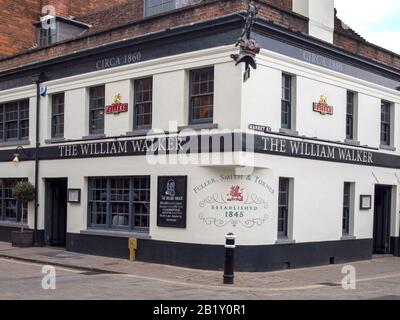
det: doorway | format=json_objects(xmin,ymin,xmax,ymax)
[
  {"xmin": 45, "ymin": 179, "xmax": 68, "ymax": 247},
  {"xmin": 373, "ymin": 185, "xmax": 392, "ymax": 254}
]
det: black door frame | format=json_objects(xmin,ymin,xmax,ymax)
[
  {"xmin": 373, "ymin": 185, "xmax": 393, "ymax": 254},
  {"xmin": 45, "ymin": 178, "xmax": 68, "ymax": 247}
]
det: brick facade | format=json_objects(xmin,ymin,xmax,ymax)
[
  {"xmin": 334, "ymin": 15, "xmax": 400, "ymax": 69},
  {"xmin": 0, "ymin": 0, "xmax": 398, "ymax": 73}
]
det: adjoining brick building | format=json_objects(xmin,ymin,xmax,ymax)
[{"xmin": 0, "ymin": 0, "xmax": 399, "ymax": 271}]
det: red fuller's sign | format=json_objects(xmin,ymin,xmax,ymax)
[
  {"xmin": 313, "ymin": 95, "xmax": 333, "ymax": 115},
  {"xmin": 106, "ymin": 93, "xmax": 128, "ymax": 114}
]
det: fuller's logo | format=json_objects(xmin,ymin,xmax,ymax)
[
  {"xmin": 313, "ymin": 94, "xmax": 334, "ymax": 115},
  {"xmin": 227, "ymin": 185, "xmax": 244, "ymax": 202},
  {"xmin": 105, "ymin": 93, "xmax": 128, "ymax": 114}
]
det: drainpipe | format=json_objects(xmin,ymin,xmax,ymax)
[{"xmin": 32, "ymin": 73, "xmax": 43, "ymax": 246}]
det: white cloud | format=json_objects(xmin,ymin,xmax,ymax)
[
  {"xmin": 335, "ymin": 0, "xmax": 400, "ymax": 28},
  {"xmin": 334, "ymin": 0, "xmax": 400, "ymax": 54},
  {"xmin": 365, "ymin": 31, "xmax": 400, "ymax": 55}
]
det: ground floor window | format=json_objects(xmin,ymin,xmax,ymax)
[
  {"xmin": 0, "ymin": 179, "xmax": 28, "ymax": 223},
  {"xmin": 88, "ymin": 176, "xmax": 150, "ymax": 232},
  {"xmin": 342, "ymin": 182, "xmax": 354, "ymax": 236},
  {"xmin": 278, "ymin": 177, "xmax": 290, "ymax": 239}
]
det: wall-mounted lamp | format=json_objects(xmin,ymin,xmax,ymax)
[{"xmin": 12, "ymin": 145, "xmax": 31, "ymax": 164}]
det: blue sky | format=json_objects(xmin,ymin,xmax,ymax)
[{"xmin": 335, "ymin": 0, "xmax": 400, "ymax": 54}]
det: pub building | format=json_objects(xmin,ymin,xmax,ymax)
[{"xmin": 0, "ymin": 0, "xmax": 399, "ymax": 272}]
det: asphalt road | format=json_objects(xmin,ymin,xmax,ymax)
[{"xmin": 1, "ymin": 257, "xmax": 400, "ymax": 300}]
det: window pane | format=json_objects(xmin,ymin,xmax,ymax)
[
  {"xmin": 89, "ymin": 86, "xmax": 105, "ymax": 134},
  {"xmin": 88, "ymin": 177, "xmax": 150, "ymax": 231},
  {"xmin": 342, "ymin": 183, "xmax": 351, "ymax": 235},
  {"xmin": 190, "ymin": 67, "xmax": 214, "ymax": 124},
  {"xmin": 381, "ymin": 101, "xmax": 391, "ymax": 146},
  {"xmin": 281, "ymin": 74, "xmax": 292, "ymax": 129},
  {"xmin": 0, "ymin": 179, "xmax": 28, "ymax": 223},
  {"xmin": 52, "ymin": 93, "xmax": 65, "ymax": 138},
  {"xmin": 0, "ymin": 100, "xmax": 29, "ymax": 142},
  {"xmin": 134, "ymin": 78, "xmax": 153, "ymax": 129},
  {"xmin": 278, "ymin": 178, "xmax": 290, "ymax": 238}
]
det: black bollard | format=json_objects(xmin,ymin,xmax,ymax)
[{"xmin": 223, "ymin": 233, "xmax": 236, "ymax": 285}]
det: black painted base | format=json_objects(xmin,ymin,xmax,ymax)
[
  {"xmin": 391, "ymin": 237, "xmax": 400, "ymax": 256},
  {"xmin": 66, "ymin": 233, "xmax": 374, "ymax": 272}
]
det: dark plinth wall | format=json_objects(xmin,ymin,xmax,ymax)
[
  {"xmin": 0, "ymin": 226, "xmax": 44, "ymax": 245},
  {"xmin": 66, "ymin": 233, "xmax": 375, "ymax": 272}
]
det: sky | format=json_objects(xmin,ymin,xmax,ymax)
[{"xmin": 335, "ymin": 0, "xmax": 400, "ymax": 54}]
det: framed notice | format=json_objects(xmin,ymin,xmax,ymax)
[
  {"xmin": 157, "ymin": 176, "xmax": 187, "ymax": 228},
  {"xmin": 360, "ymin": 195, "xmax": 372, "ymax": 210},
  {"xmin": 68, "ymin": 189, "xmax": 81, "ymax": 204}
]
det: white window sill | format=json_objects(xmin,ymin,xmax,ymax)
[
  {"xmin": 341, "ymin": 235, "xmax": 356, "ymax": 241},
  {"xmin": 0, "ymin": 221, "xmax": 29, "ymax": 229},
  {"xmin": 344, "ymin": 139, "xmax": 360, "ymax": 146},
  {"xmin": 275, "ymin": 239, "xmax": 296, "ymax": 245},
  {"xmin": 0, "ymin": 140, "xmax": 30, "ymax": 148},
  {"xmin": 81, "ymin": 229, "xmax": 151, "ymax": 240},
  {"xmin": 178, "ymin": 123, "xmax": 218, "ymax": 131},
  {"xmin": 380, "ymin": 145, "xmax": 396, "ymax": 151},
  {"xmin": 279, "ymin": 128, "xmax": 299, "ymax": 137}
]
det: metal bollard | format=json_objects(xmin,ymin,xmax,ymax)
[{"xmin": 223, "ymin": 233, "xmax": 236, "ymax": 285}]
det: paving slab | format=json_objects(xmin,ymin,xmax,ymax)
[{"xmin": 1, "ymin": 241, "xmax": 400, "ymax": 292}]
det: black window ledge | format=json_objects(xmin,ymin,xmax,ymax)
[
  {"xmin": 81, "ymin": 229, "xmax": 151, "ymax": 240},
  {"xmin": 0, "ymin": 140, "xmax": 30, "ymax": 148},
  {"xmin": 179, "ymin": 123, "xmax": 219, "ymax": 131}
]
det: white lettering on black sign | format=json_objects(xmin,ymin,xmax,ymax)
[{"xmin": 96, "ymin": 52, "xmax": 142, "ymax": 70}]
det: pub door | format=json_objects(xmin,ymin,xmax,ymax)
[
  {"xmin": 45, "ymin": 179, "xmax": 68, "ymax": 247},
  {"xmin": 373, "ymin": 185, "xmax": 392, "ymax": 254}
]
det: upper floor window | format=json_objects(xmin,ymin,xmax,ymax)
[
  {"xmin": 134, "ymin": 77, "xmax": 153, "ymax": 130},
  {"xmin": 89, "ymin": 86, "xmax": 105, "ymax": 135},
  {"xmin": 51, "ymin": 93, "xmax": 65, "ymax": 139},
  {"xmin": 346, "ymin": 91, "xmax": 355, "ymax": 140},
  {"xmin": 144, "ymin": 0, "xmax": 201, "ymax": 17},
  {"xmin": 281, "ymin": 74, "xmax": 292, "ymax": 130},
  {"xmin": 381, "ymin": 101, "xmax": 392, "ymax": 146},
  {"xmin": 189, "ymin": 67, "xmax": 214, "ymax": 124},
  {"xmin": 0, "ymin": 100, "xmax": 29, "ymax": 143}
]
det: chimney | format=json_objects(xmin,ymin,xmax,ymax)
[
  {"xmin": 41, "ymin": 0, "xmax": 69, "ymax": 17},
  {"xmin": 292, "ymin": 0, "xmax": 335, "ymax": 43}
]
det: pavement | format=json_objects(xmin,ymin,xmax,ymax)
[{"xmin": 1, "ymin": 241, "xmax": 400, "ymax": 299}]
